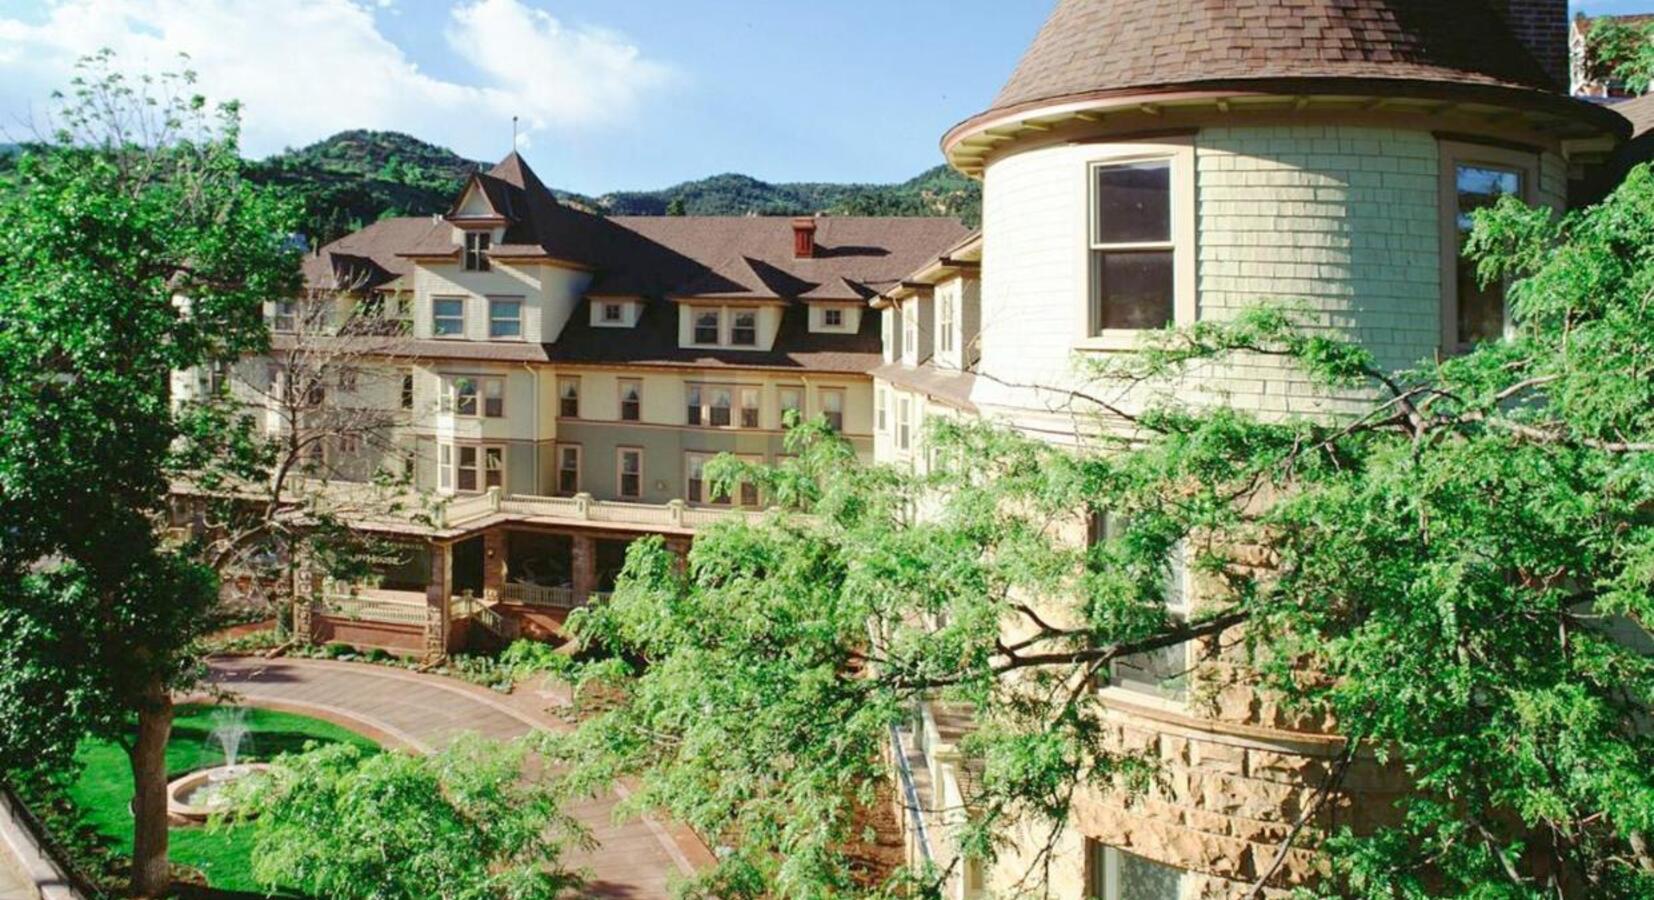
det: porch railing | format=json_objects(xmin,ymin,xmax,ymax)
[
  {"xmin": 452, "ymin": 591, "xmax": 520, "ymax": 641},
  {"xmin": 437, "ymin": 487, "xmax": 773, "ymax": 532},
  {"xmin": 500, "ymin": 582, "xmax": 613, "ymax": 609},
  {"xmin": 316, "ymin": 592, "xmax": 427, "ymax": 626}
]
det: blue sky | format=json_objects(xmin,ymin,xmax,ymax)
[{"xmin": 0, "ymin": 1, "xmax": 1646, "ymax": 195}]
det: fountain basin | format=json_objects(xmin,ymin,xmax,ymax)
[{"xmin": 166, "ymin": 763, "xmax": 271, "ymax": 823}]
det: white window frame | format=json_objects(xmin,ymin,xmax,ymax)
[
  {"xmin": 686, "ymin": 383, "xmax": 737, "ymax": 429},
  {"xmin": 463, "ymin": 231, "xmax": 491, "ymax": 272},
  {"xmin": 619, "ymin": 378, "xmax": 642, "ymax": 422},
  {"xmin": 444, "ymin": 443, "xmax": 505, "ymax": 494},
  {"xmin": 1438, "ymin": 140, "xmax": 1540, "ymax": 352},
  {"xmin": 271, "ymin": 299, "xmax": 297, "ymax": 333},
  {"xmin": 896, "ymin": 396, "xmax": 911, "ymax": 451},
  {"xmin": 778, "ymin": 386, "xmax": 803, "ymax": 427},
  {"xmin": 730, "ymin": 310, "xmax": 758, "ymax": 347},
  {"xmin": 616, "ymin": 447, "xmax": 643, "ymax": 499},
  {"xmin": 487, "ymin": 296, "xmax": 523, "ymax": 340},
  {"xmin": 691, "ymin": 308, "xmax": 723, "ymax": 346},
  {"xmin": 820, "ymin": 387, "xmax": 845, "ymax": 432},
  {"xmin": 739, "ymin": 386, "xmax": 761, "ymax": 429},
  {"xmin": 875, "ymin": 387, "xmax": 888, "ymax": 433},
  {"xmin": 685, "ymin": 452, "xmax": 728, "ymax": 506},
  {"xmin": 937, "ymin": 292, "xmax": 955, "ymax": 356},
  {"xmin": 555, "ymin": 444, "xmax": 582, "ymax": 496},
  {"xmin": 432, "ymin": 296, "xmax": 466, "ymax": 339},
  {"xmin": 1077, "ymin": 139, "xmax": 1196, "ymax": 351},
  {"xmin": 902, "ymin": 304, "xmax": 918, "ymax": 360},
  {"xmin": 439, "ymin": 375, "xmax": 504, "ymax": 419},
  {"xmin": 558, "ymin": 376, "xmax": 580, "ymax": 419}
]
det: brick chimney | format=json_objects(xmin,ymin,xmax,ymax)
[
  {"xmin": 792, "ymin": 217, "xmax": 818, "ymax": 259},
  {"xmin": 1491, "ymin": 0, "xmax": 1570, "ymax": 92}
]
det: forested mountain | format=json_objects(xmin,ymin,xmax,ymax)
[{"xmin": 245, "ymin": 130, "xmax": 979, "ymax": 244}]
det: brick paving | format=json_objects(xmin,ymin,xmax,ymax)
[{"xmin": 208, "ymin": 656, "xmax": 711, "ymax": 898}]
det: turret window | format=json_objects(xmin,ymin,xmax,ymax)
[
  {"xmin": 1440, "ymin": 141, "xmax": 1537, "ymax": 350},
  {"xmin": 1089, "ymin": 159, "xmax": 1174, "ymax": 333}
]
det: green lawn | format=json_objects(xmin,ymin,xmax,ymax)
[{"xmin": 68, "ymin": 704, "xmax": 379, "ymax": 893}]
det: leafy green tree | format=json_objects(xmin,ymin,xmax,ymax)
[
  {"xmin": 666, "ymin": 195, "xmax": 688, "ymax": 216},
  {"xmin": 1584, "ymin": 17, "xmax": 1654, "ymax": 94},
  {"xmin": 228, "ymin": 736, "xmax": 588, "ymax": 899},
  {"xmin": 553, "ymin": 169, "xmax": 1654, "ymax": 898},
  {"xmin": 0, "ymin": 53, "xmax": 299, "ymax": 896}
]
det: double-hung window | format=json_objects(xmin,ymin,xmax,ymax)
[
  {"xmin": 740, "ymin": 387, "xmax": 760, "ymax": 428},
  {"xmin": 1089, "ymin": 158, "xmax": 1176, "ymax": 333},
  {"xmin": 441, "ymin": 376, "xmax": 504, "ymax": 418},
  {"xmin": 463, "ymin": 232, "xmax": 491, "ymax": 272},
  {"xmin": 779, "ymin": 387, "xmax": 803, "ymax": 427},
  {"xmin": 693, "ymin": 309, "xmax": 721, "ymax": 345},
  {"xmin": 617, "ymin": 448, "xmax": 643, "ymax": 499},
  {"xmin": 1441, "ymin": 142, "xmax": 1535, "ymax": 348},
  {"xmin": 433, "ymin": 297, "xmax": 465, "ymax": 337},
  {"xmin": 556, "ymin": 446, "xmax": 581, "ymax": 495},
  {"xmin": 1091, "ymin": 512, "xmax": 1192, "ymax": 703},
  {"xmin": 619, "ymin": 379, "xmax": 642, "ymax": 422},
  {"xmin": 876, "ymin": 388, "xmax": 888, "ymax": 433},
  {"xmin": 896, "ymin": 396, "xmax": 911, "ymax": 450},
  {"xmin": 450, "ymin": 445, "xmax": 504, "ymax": 493},
  {"xmin": 731, "ymin": 311, "xmax": 758, "ymax": 346},
  {"xmin": 685, "ymin": 453, "xmax": 728, "ymax": 505},
  {"xmin": 558, "ymin": 377, "xmax": 580, "ymax": 418},
  {"xmin": 272, "ymin": 300, "xmax": 297, "ymax": 333},
  {"xmin": 709, "ymin": 387, "xmax": 733, "ymax": 427},
  {"xmin": 1085, "ymin": 841, "xmax": 1184, "ymax": 900},
  {"xmin": 820, "ymin": 388, "xmax": 844, "ymax": 431},
  {"xmin": 488, "ymin": 297, "xmax": 522, "ymax": 339},
  {"xmin": 686, "ymin": 386, "xmax": 703, "ymax": 426}
]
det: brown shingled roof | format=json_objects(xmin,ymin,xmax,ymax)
[
  {"xmin": 970, "ymin": 0, "xmax": 1605, "ymax": 130},
  {"xmin": 301, "ymin": 216, "xmax": 445, "ymax": 292},
  {"xmin": 1613, "ymin": 93, "xmax": 1654, "ymax": 138},
  {"xmin": 300, "ymin": 154, "xmax": 967, "ymax": 374}
]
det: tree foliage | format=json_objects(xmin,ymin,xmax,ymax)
[
  {"xmin": 0, "ymin": 52, "xmax": 300, "ymax": 894},
  {"xmin": 1583, "ymin": 17, "xmax": 1654, "ymax": 94},
  {"xmin": 551, "ymin": 168, "xmax": 1654, "ymax": 898},
  {"xmin": 228, "ymin": 736, "xmax": 588, "ymax": 900}
]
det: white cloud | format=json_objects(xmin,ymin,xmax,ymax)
[{"xmin": 0, "ymin": 0, "xmax": 674, "ymax": 159}]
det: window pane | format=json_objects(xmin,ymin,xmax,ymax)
[
  {"xmin": 489, "ymin": 300, "xmax": 521, "ymax": 338},
  {"xmin": 1114, "ymin": 642, "xmax": 1189, "ymax": 701},
  {"xmin": 1455, "ymin": 164, "xmax": 1520, "ymax": 344},
  {"xmin": 695, "ymin": 311, "xmax": 720, "ymax": 343},
  {"xmin": 1092, "ymin": 250, "xmax": 1174, "ymax": 332},
  {"xmin": 1117, "ymin": 848, "xmax": 1182, "ymax": 900},
  {"xmin": 1094, "ymin": 161, "xmax": 1171, "ymax": 245}
]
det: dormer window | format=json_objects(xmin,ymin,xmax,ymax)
[
  {"xmin": 693, "ymin": 309, "xmax": 720, "ymax": 345},
  {"xmin": 603, "ymin": 302, "xmax": 624, "ymax": 323},
  {"xmin": 731, "ymin": 311, "xmax": 758, "ymax": 346},
  {"xmin": 823, "ymin": 308, "xmax": 843, "ymax": 328},
  {"xmin": 463, "ymin": 232, "xmax": 491, "ymax": 272}
]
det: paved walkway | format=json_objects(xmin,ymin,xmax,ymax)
[
  {"xmin": 0, "ymin": 852, "xmax": 33, "ymax": 900},
  {"xmin": 207, "ymin": 656, "xmax": 711, "ymax": 898}
]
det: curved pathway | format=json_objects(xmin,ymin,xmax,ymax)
[{"xmin": 206, "ymin": 656, "xmax": 712, "ymax": 899}]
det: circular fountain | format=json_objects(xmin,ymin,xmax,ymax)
[{"xmin": 165, "ymin": 708, "xmax": 270, "ymax": 824}]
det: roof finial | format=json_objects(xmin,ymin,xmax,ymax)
[{"xmin": 511, "ymin": 115, "xmax": 519, "ymax": 152}]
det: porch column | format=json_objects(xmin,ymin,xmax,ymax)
[
  {"xmin": 665, "ymin": 536, "xmax": 692, "ymax": 574},
  {"xmin": 572, "ymin": 534, "xmax": 597, "ymax": 602},
  {"xmin": 483, "ymin": 528, "xmax": 507, "ymax": 603},
  {"xmin": 290, "ymin": 545, "xmax": 324, "ymax": 646},
  {"xmin": 424, "ymin": 540, "xmax": 452, "ymax": 663}
]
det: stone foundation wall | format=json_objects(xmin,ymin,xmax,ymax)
[{"xmin": 310, "ymin": 615, "xmax": 426, "ymax": 656}]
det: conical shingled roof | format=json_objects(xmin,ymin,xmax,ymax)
[{"xmin": 987, "ymin": 0, "xmax": 1560, "ymax": 117}]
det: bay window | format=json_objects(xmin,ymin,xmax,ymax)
[
  {"xmin": 440, "ymin": 376, "xmax": 504, "ymax": 418},
  {"xmin": 740, "ymin": 387, "xmax": 760, "ymax": 428},
  {"xmin": 1441, "ymin": 141, "xmax": 1536, "ymax": 348},
  {"xmin": 779, "ymin": 387, "xmax": 803, "ymax": 427},
  {"xmin": 1089, "ymin": 159, "xmax": 1174, "ymax": 332}
]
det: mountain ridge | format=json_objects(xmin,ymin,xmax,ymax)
[{"xmin": 245, "ymin": 130, "xmax": 980, "ymax": 244}]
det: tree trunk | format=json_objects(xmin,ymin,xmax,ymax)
[{"xmin": 128, "ymin": 681, "xmax": 174, "ymax": 898}]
